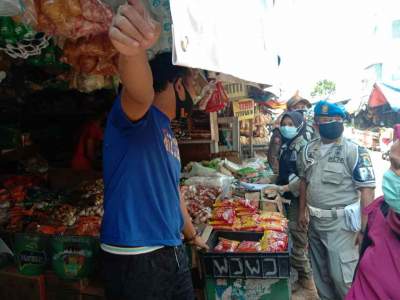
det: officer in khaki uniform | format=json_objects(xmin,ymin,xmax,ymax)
[{"xmin": 297, "ymin": 101, "xmax": 376, "ymax": 300}]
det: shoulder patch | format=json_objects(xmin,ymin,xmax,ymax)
[{"xmin": 352, "ymin": 146, "xmax": 375, "ymax": 183}]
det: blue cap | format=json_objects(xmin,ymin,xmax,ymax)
[{"xmin": 314, "ymin": 100, "xmax": 346, "ymax": 118}]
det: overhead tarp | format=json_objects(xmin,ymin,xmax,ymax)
[
  {"xmin": 169, "ymin": 0, "xmax": 279, "ymax": 85},
  {"xmin": 368, "ymin": 82, "xmax": 400, "ymax": 112}
]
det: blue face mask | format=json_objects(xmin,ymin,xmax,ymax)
[
  {"xmin": 383, "ymin": 169, "xmax": 400, "ymax": 213},
  {"xmin": 280, "ymin": 126, "xmax": 298, "ymax": 139}
]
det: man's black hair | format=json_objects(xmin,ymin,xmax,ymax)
[{"xmin": 149, "ymin": 52, "xmax": 188, "ymax": 93}]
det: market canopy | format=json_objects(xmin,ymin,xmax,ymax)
[
  {"xmin": 169, "ymin": 0, "xmax": 279, "ymax": 85},
  {"xmin": 368, "ymin": 82, "xmax": 400, "ymax": 112}
]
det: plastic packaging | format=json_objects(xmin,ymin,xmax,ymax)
[
  {"xmin": 188, "ymin": 162, "xmax": 219, "ymax": 177},
  {"xmin": 236, "ymin": 241, "xmax": 261, "ymax": 252},
  {"xmin": 241, "ymin": 158, "xmax": 267, "ymax": 171},
  {"xmin": 205, "ymin": 81, "xmax": 229, "ymax": 113},
  {"xmin": 214, "ymin": 238, "xmax": 240, "ymax": 253},
  {"xmin": 211, "ymin": 207, "xmax": 235, "ymax": 224},
  {"xmin": 238, "ymin": 215, "xmax": 258, "ymax": 231},
  {"xmin": 37, "ymin": 0, "xmax": 112, "ymax": 38},
  {"xmin": 184, "ymin": 175, "xmax": 233, "ymax": 197},
  {"xmin": 260, "ymin": 230, "xmax": 288, "ymax": 252},
  {"xmin": 0, "ymin": 0, "xmax": 24, "ymax": 16},
  {"xmin": 259, "ymin": 211, "xmax": 285, "ymax": 222},
  {"xmin": 223, "ymin": 159, "xmax": 242, "ymax": 173},
  {"xmin": 19, "ymin": 0, "xmax": 38, "ymax": 28},
  {"xmin": 258, "ymin": 220, "xmax": 287, "ymax": 232},
  {"xmin": 61, "ymin": 34, "xmax": 118, "ymax": 75}
]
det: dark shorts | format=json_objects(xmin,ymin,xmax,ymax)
[{"xmin": 101, "ymin": 245, "xmax": 194, "ymax": 300}]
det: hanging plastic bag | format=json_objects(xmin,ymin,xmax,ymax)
[
  {"xmin": 37, "ymin": 0, "xmax": 112, "ymax": 38},
  {"xmin": 61, "ymin": 34, "xmax": 118, "ymax": 76},
  {"xmin": 201, "ymin": 81, "xmax": 229, "ymax": 113},
  {"xmin": 0, "ymin": 0, "xmax": 25, "ymax": 16},
  {"xmin": 15, "ymin": 0, "xmax": 37, "ymax": 28}
]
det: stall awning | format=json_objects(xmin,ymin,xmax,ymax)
[{"xmin": 368, "ymin": 82, "xmax": 400, "ymax": 112}]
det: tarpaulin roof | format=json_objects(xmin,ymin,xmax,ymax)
[{"xmin": 368, "ymin": 82, "xmax": 400, "ymax": 112}]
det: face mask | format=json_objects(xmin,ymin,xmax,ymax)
[
  {"xmin": 383, "ymin": 169, "xmax": 400, "ymax": 213},
  {"xmin": 175, "ymin": 85, "xmax": 194, "ymax": 119},
  {"xmin": 318, "ymin": 121, "xmax": 344, "ymax": 140},
  {"xmin": 280, "ymin": 126, "xmax": 298, "ymax": 139},
  {"xmin": 294, "ymin": 109, "xmax": 306, "ymax": 116}
]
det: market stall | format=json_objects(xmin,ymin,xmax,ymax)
[
  {"xmin": 180, "ymin": 157, "xmax": 291, "ymax": 299},
  {"xmin": 0, "ymin": 2, "xmax": 293, "ymax": 300}
]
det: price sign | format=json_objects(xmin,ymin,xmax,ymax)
[{"xmin": 233, "ymin": 98, "xmax": 255, "ymax": 121}]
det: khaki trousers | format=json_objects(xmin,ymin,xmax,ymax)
[{"xmin": 309, "ymin": 215, "xmax": 359, "ymax": 300}]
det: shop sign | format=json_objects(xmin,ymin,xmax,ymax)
[{"xmin": 233, "ymin": 98, "xmax": 255, "ymax": 120}]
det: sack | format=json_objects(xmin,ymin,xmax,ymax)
[
  {"xmin": 344, "ymin": 201, "xmax": 361, "ymax": 232},
  {"xmin": 0, "ymin": 0, "xmax": 24, "ymax": 16}
]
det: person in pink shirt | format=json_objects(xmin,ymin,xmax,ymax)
[
  {"xmin": 394, "ymin": 123, "xmax": 400, "ymax": 142},
  {"xmin": 346, "ymin": 141, "xmax": 400, "ymax": 300}
]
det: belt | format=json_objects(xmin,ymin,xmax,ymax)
[{"xmin": 308, "ymin": 204, "xmax": 345, "ymax": 218}]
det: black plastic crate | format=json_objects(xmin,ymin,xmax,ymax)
[{"xmin": 199, "ymin": 231, "xmax": 290, "ymax": 279}]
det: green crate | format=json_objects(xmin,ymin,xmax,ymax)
[{"xmin": 205, "ymin": 278, "xmax": 290, "ymax": 300}]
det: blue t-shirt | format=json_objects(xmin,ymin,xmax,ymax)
[{"xmin": 100, "ymin": 97, "xmax": 183, "ymax": 246}]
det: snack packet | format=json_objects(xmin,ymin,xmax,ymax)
[
  {"xmin": 214, "ymin": 238, "xmax": 240, "ymax": 253},
  {"xmin": 236, "ymin": 241, "xmax": 261, "ymax": 252},
  {"xmin": 211, "ymin": 207, "xmax": 235, "ymax": 224}
]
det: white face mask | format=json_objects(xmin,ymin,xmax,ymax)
[{"xmin": 280, "ymin": 126, "xmax": 298, "ymax": 139}]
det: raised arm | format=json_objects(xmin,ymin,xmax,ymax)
[{"xmin": 109, "ymin": 0, "xmax": 160, "ymax": 121}]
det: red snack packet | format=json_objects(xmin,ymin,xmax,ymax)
[
  {"xmin": 214, "ymin": 238, "xmax": 240, "ymax": 253},
  {"xmin": 259, "ymin": 211, "xmax": 284, "ymax": 222},
  {"xmin": 265, "ymin": 240, "xmax": 288, "ymax": 252},
  {"xmin": 211, "ymin": 207, "xmax": 235, "ymax": 224},
  {"xmin": 258, "ymin": 220, "xmax": 287, "ymax": 232},
  {"xmin": 236, "ymin": 198, "xmax": 258, "ymax": 211},
  {"xmin": 236, "ymin": 241, "xmax": 261, "ymax": 252},
  {"xmin": 214, "ymin": 199, "xmax": 235, "ymax": 207},
  {"xmin": 260, "ymin": 230, "xmax": 289, "ymax": 252}
]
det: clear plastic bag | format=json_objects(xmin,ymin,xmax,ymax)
[
  {"xmin": 0, "ymin": 0, "xmax": 24, "ymax": 16},
  {"xmin": 184, "ymin": 175, "xmax": 234, "ymax": 197},
  {"xmin": 242, "ymin": 158, "xmax": 267, "ymax": 171},
  {"xmin": 188, "ymin": 162, "xmax": 218, "ymax": 177}
]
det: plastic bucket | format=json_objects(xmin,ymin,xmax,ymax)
[
  {"xmin": 51, "ymin": 235, "xmax": 97, "ymax": 280},
  {"xmin": 15, "ymin": 233, "xmax": 48, "ymax": 276}
]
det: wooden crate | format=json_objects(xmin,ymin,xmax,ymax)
[
  {"xmin": 45, "ymin": 270, "xmax": 87, "ymax": 300},
  {"xmin": 0, "ymin": 266, "xmax": 46, "ymax": 300}
]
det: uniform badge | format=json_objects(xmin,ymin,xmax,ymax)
[{"xmin": 322, "ymin": 105, "xmax": 329, "ymax": 114}]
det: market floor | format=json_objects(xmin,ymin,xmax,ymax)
[{"xmin": 292, "ymin": 288, "xmax": 318, "ymax": 300}]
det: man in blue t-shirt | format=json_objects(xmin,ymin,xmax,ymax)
[{"xmin": 101, "ymin": 1, "xmax": 208, "ymax": 299}]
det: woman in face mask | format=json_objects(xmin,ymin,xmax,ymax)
[
  {"xmin": 275, "ymin": 111, "xmax": 318, "ymax": 296},
  {"xmin": 276, "ymin": 111, "xmax": 306, "ymax": 191},
  {"xmin": 346, "ymin": 141, "xmax": 400, "ymax": 300}
]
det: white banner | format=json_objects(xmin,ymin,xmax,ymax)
[{"xmin": 170, "ymin": 0, "xmax": 279, "ymax": 85}]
